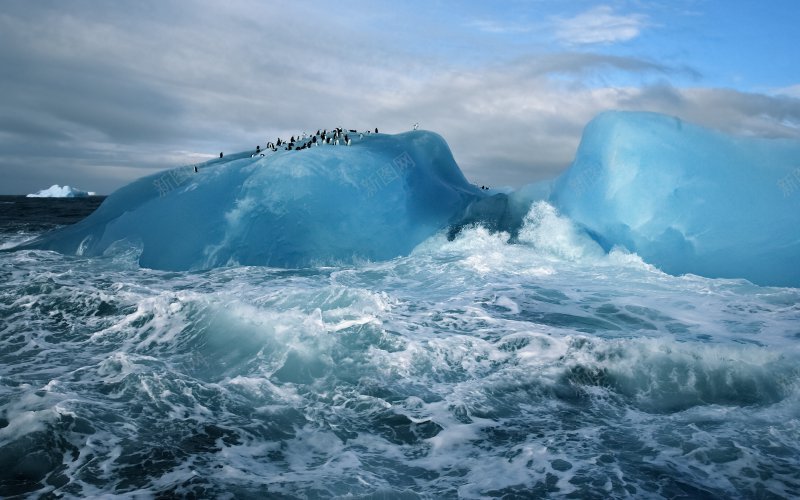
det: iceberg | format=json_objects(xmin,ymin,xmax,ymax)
[
  {"xmin": 26, "ymin": 184, "xmax": 95, "ymax": 198},
  {"xmin": 550, "ymin": 111, "xmax": 800, "ymax": 287},
  {"xmin": 21, "ymin": 131, "xmax": 483, "ymax": 270}
]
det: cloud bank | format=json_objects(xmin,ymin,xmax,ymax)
[{"xmin": 0, "ymin": 0, "xmax": 798, "ymax": 194}]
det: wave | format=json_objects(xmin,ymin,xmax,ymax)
[{"xmin": 1, "ymin": 198, "xmax": 799, "ymax": 497}]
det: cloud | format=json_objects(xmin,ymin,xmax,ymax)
[
  {"xmin": 466, "ymin": 19, "xmax": 532, "ymax": 35},
  {"xmin": 0, "ymin": 1, "xmax": 798, "ymax": 195},
  {"xmin": 364, "ymin": 63, "xmax": 800, "ymax": 188},
  {"xmin": 773, "ymin": 85, "xmax": 800, "ymax": 99},
  {"xmin": 554, "ymin": 6, "xmax": 648, "ymax": 45}
]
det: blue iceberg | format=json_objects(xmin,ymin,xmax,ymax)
[
  {"xmin": 21, "ymin": 131, "xmax": 483, "ymax": 270},
  {"xmin": 550, "ymin": 111, "xmax": 800, "ymax": 287}
]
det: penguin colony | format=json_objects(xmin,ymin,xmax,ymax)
[
  {"xmin": 252, "ymin": 127, "xmax": 381, "ymax": 157},
  {"xmin": 236, "ymin": 126, "xmax": 491, "ymax": 189}
]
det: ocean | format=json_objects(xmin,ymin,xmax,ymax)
[{"xmin": 1, "ymin": 195, "xmax": 799, "ymax": 498}]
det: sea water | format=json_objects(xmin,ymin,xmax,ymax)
[{"xmin": 1, "ymin": 196, "xmax": 798, "ymax": 498}]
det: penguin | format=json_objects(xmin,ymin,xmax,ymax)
[
  {"xmin": 220, "ymin": 152, "xmax": 224, "ymax": 158},
  {"xmin": 349, "ymin": 129, "xmax": 356, "ymax": 133},
  {"xmin": 194, "ymin": 165, "xmax": 198, "ymax": 173},
  {"xmin": 413, "ymin": 123, "xmax": 419, "ymax": 130},
  {"xmin": 375, "ymin": 127, "xmax": 378, "ymax": 133},
  {"xmin": 346, "ymin": 138, "xmax": 351, "ymax": 146},
  {"xmin": 256, "ymin": 145, "xmax": 261, "ymax": 153}
]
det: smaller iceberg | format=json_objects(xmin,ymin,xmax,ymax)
[
  {"xmin": 550, "ymin": 111, "xmax": 800, "ymax": 288},
  {"xmin": 26, "ymin": 184, "xmax": 95, "ymax": 198}
]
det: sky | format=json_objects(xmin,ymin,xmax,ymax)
[{"xmin": 1, "ymin": 0, "xmax": 799, "ymax": 195}]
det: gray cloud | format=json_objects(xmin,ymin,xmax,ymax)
[{"xmin": 0, "ymin": 0, "xmax": 798, "ymax": 195}]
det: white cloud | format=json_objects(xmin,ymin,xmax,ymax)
[
  {"xmin": 554, "ymin": 6, "xmax": 647, "ymax": 45},
  {"xmin": 773, "ymin": 84, "xmax": 800, "ymax": 98},
  {"xmin": 466, "ymin": 19, "xmax": 531, "ymax": 35}
]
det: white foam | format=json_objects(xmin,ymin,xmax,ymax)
[{"xmin": 518, "ymin": 201, "xmax": 604, "ymax": 261}]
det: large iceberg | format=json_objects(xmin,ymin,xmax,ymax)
[
  {"xmin": 550, "ymin": 111, "xmax": 800, "ymax": 287},
  {"xmin": 26, "ymin": 184, "xmax": 95, "ymax": 198},
  {"xmin": 21, "ymin": 132, "xmax": 483, "ymax": 269}
]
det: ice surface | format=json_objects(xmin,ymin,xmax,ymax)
[
  {"xmin": 550, "ymin": 111, "xmax": 800, "ymax": 287},
  {"xmin": 26, "ymin": 184, "xmax": 94, "ymax": 198},
  {"xmin": 23, "ymin": 131, "xmax": 483, "ymax": 270}
]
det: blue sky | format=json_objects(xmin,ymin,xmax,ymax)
[
  {"xmin": 385, "ymin": 0, "xmax": 798, "ymax": 90},
  {"xmin": 1, "ymin": 0, "xmax": 798, "ymax": 194}
]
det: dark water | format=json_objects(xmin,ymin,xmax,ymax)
[
  {"xmin": 1, "ymin": 198, "xmax": 799, "ymax": 498},
  {"xmin": 0, "ymin": 196, "xmax": 105, "ymax": 235}
]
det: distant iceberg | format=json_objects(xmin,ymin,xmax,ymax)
[{"xmin": 26, "ymin": 184, "xmax": 95, "ymax": 198}]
